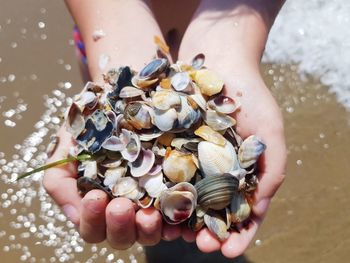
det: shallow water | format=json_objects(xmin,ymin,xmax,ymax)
[{"xmin": 1, "ymin": 1, "xmax": 350, "ymax": 263}]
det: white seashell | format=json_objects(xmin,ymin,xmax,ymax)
[
  {"xmin": 104, "ymin": 166, "xmax": 127, "ymax": 189},
  {"xmin": 204, "ymin": 212, "xmax": 230, "ymax": 241},
  {"xmin": 121, "ymin": 132, "xmax": 141, "ymax": 162},
  {"xmin": 189, "ymin": 84, "xmax": 207, "ymax": 111},
  {"xmin": 119, "ymin": 86, "xmax": 144, "ymax": 98},
  {"xmin": 162, "ymin": 150, "xmax": 197, "ymax": 183},
  {"xmin": 102, "ymin": 135, "xmax": 125, "ymax": 151},
  {"xmin": 198, "ymin": 140, "xmax": 239, "ymax": 177},
  {"xmin": 129, "ymin": 149, "xmax": 155, "ymax": 177},
  {"xmin": 203, "ymin": 109, "xmax": 236, "ymax": 131},
  {"xmin": 65, "ymin": 102, "xmax": 85, "ymax": 138},
  {"xmin": 82, "ymin": 160, "xmax": 98, "ymax": 179},
  {"xmin": 139, "ymin": 171, "xmax": 167, "ymax": 198},
  {"xmin": 152, "ymin": 90, "xmax": 181, "ymax": 111},
  {"xmin": 207, "ymin": 95, "xmax": 240, "ymax": 114},
  {"xmin": 112, "ymin": 177, "xmax": 144, "ymax": 201},
  {"xmin": 159, "ymin": 182, "xmax": 197, "ymax": 225},
  {"xmin": 238, "ymin": 135, "xmax": 266, "ymax": 168},
  {"xmin": 171, "ymin": 72, "xmax": 192, "ymax": 93},
  {"xmin": 153, "ymin": 108, "xmax": 177, "ymax": 131}
]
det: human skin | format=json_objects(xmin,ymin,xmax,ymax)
[{"xmin": 43, "ymin": 0, "xmax": 286, "ymax": 258}]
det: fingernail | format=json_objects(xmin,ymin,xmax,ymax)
[
  {"xmin": 254, "ymin": 198, "xmax": 270, "ymax": 217},
  {"xmin": 111, "ymin": 208, "xmax": 133, "ymax": 225},
  {"xmin": 62, "ymin": 204, "xmax": 79, "ymax": 224}
]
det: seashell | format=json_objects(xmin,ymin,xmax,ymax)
[
  {"xmin": 103, "ymin": 166, "xmax": 127, "ymax": 189},
  {"xmin": 46, "ymin": 135, "xmax": 59, "ymax": 158},
  {"xmin": 102, "ymin": 135, "xmax": 125, "ymax": 152},
  {"xmin": 194, "ymin": 125, "xmax": 226, "ymax": 146},
  {"xmin": 131, "ymin": 77, "xmax": 159, "ymax": 90},
  {"xmin": 65, "ymin": 102, "xmax": 85, "ymax": 138},
  {"xmin": 159, "ymin": 182, "xmax": 197, "ymax": 225},
  {"xmin": 193, "ymin": 69, "xmax": 224, "ymax": 96},
  {"xmin": 157, "ymin": 132, "xmax": 176, "ymax": 146},
  {"xmin": 151, "ymin": 90, "xmax": 181, "ymax": 111},
  {"xmin": 139, "ymin": 58, "xmax": 168, "ymax": 79},
  {"xmin": 204, "ymin": 211, "xmax": 230, "ymax": 241},
  {"xmin": 121, "ymin": 132, "xmax": 141, "ymax": 162},
  {"xmin": 189, "ymin": 84, "xmax": 207, "ymax": 111},
  {"xmin": 137, "ymin": 194, "xmax": 154, "ymax": 208},
  {"xmin": 159, "ymin": 78, "xmax": 172, "ymax": 89},
  {"xmin": 188, "ymin": 206, "xmax": 206, "ymax": 231},
  {"xmin": 76, "ymin": 91, "xmax": 97, "ymax": 109},
  {"xmin": 129, "ymin": 149, "xmax": 155, "ymax": 177},
  {"xmin": 139, "ymin": 171, "xmax": 167, "ymax": 198},
  {"xmin": 124, "ymin": 102, "xmax": 153, "ymax": 130},
  {"xmin": 191, "ymin": 53, "xmax": 205, "ymax": 70},
  {"xmin": 112, "ymin": 177, "xmax": 144, "ymax": 201},
  {"xmin": 170, "ymin": 138, "xmax": 202, "ymax": 150},
  {"xmin": 138, "ymin": 129, "xmax": 164, "ymax": 141},
  {"xmin": 203, "ymin": 109, "xmax": 236, "ymax": 131},
  {"xmin": 100, "ymin": 155, "xmax": 123, "ymax": 168},
  {"xmin": 195, "ymin": 175, "xmax": 239, "ymax": 210},
  {"xmin": 76, "ymin": 110, "xmax": 114, "ymax": 153},
  {"xmin": 153, "ymin": 108, "xmax": 177, "ymax": 132},
  {"xmin": 224, "ymin": 127, "xmax": 243, "ymax": 151},
  {"xmin": 77, "ymin": 176, "xmax": 113, "ymax": 199},
  {"xmin": 207, "ymin": 95, "xmax": 240, "ymax": 114},
  {"xmin": 162, "ymin": 150, "xmax": 197, "ymax": 183},
  {"xmin": 171, "ymin": 72, "xmax": 192, "ymax": 93},
  {"xmin": 82, "ymin": 160, "xmax": 98, "ymax": 179},
  {"xmin": 197, "ymin": 140, "xmax": 239, "ymax": 177},
  {"xmin": 119, "ymin": 86, "xmax": 144, "ymax": 98},
  {"xmin": 230, "ymin": 192, "xmax": 251, "ymax": 223},
  {"xmin": 176, "ymin": 96, "xmax": 201, "ymax": 129},
  {"xmin": 238, "ymin": 135, "xmax": 266, "ymax": 168}
]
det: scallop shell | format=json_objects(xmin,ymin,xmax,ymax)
[
  {"xmin": 159, "ymin": 182, "xmax": 197, "ymax": 225},
  {"xmin": 162, "ymin": 150, "xmax": 197, "ymax": 183},
  {"xmin": 197, "ymin": 140, "xmax": 238, "ymax": 177},
  {"xmin": 238, "ymin": 135, "xmax": 266, "ymax": 168},
  {"xmin": 193, "ymin": 69, "xmax": 224, "ymax": 96}
]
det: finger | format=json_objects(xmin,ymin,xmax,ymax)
[
  {"xmin": 181, "ymin": 226, "xmax": 196, "ymax": 243},
  {"xmin": 79, "ymin": 189, "xmax": 109, "ymax": 243},
  {"xmin": 162, "ymin": 223, "xmax": 182, "ymax": 241},
  {"xmin": 221, "ymin": 218, "xmax": 260, "ymax": 258},
  {"xmin": 106, "ymin": 197, "xmax": 136, "ymax": 249},
  {"xmin": 135, "ymin": 208, "xmax": 162, "ymax": 246},
  {"xmin": 196, "ymin": 228, "xmax": 221, "ymax": 253},
  {"xmin": 43, "ymin": 127, "xmax": 81, "ymax": 225},
  {"xmin": 253, "ymin": 125, "xmax": 287, "ymax": 218}
]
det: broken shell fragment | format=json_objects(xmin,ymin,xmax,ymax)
[
  {"xmin": 204, "ymin": 211, "xmax": 230, "ymax": 241},
  {"xmin": 238, "ymin": 135, "xmax": 266, "ymax": 168},
  {"xmin": 230, "ymin": 192, "xmax": 251, "ymax": 223},
  {"xmin": 159, "ymin": 182, "xmax": 197, "ymax": 225},
  {"xmin": 193, "ymin": 69, "xmax": 224, "ymax": 96},
  {"xmin": 119, "ymin": 86, "xmax": 144, "ymax": 98},
  {"xmin": 162, "ymin": 150, "xmax": 197, "ymax": 183},
  {"xmin": 124, "ymin": 102, "xmax": 153, "ymax": 130},
  {"xmin": 194, "ymin": 125, "xmax": 226, "ymax": 146},
  {"xmin": 151, "ymin": 90, "xmax": 181, "ymax": 111},
  {"xmin": 65, "ymin": 102, "xmax": 85, "ymax": 138}
]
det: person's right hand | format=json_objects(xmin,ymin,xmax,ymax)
[{"xmin": 43, "ymin": 126, "xmax": 185, "ymax": 248}]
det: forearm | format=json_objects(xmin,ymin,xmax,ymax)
[
  {"xmin": 179, "ymin": 0, "xmax": 285, "ymax": 80},
  {"xmin": 65, "ymin": 0, "xmax": 163, "ymax": 81}
]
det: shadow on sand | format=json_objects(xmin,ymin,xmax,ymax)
[{"xmin": 146, "ymin": 239, "xmax": 252, "ymax": 263}]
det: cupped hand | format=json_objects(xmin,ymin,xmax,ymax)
[
  {"xmin": 43, "ymin": 126, "xmax": 183, "ymax": 248},
  {"xmin": 194, "ymin": 72, "xmax": 287, "ymax": 258}
]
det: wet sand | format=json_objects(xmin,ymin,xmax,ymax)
[{"xmin": 1, "ymin": 1, "xmax": 349, "ymax": 262}]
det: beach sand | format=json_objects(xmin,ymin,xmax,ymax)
[{"xmin": 0, "ymin": 1, "xmax": 349, "ymax": 262}]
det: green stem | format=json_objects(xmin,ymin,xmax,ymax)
[{"xmin": 16, "ymin": 154, "xmax": 92, "ymax": 181}]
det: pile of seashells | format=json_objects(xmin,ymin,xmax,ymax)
[{"xmin": 65, "ymin": 54, "xmax": 265, "ymax": 241}]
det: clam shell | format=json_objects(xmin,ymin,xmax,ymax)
[
  {"xmin": 102, "ymin": 135, "xmax": 125, "ymax": 152},
  {"xmin": 151, "ymin": 90, "xmax": 181, "ymax": 111},
  {"xmin": 77, "ymin": 177, "xmax": 113, "ymax": 199},
  {"xmin": 159, "ymin": 182, "xmax": 197, "ymax": 225},
  {"xmin": 103, "ymin": 166, "xmax": 127, "ymax": 189},
  {"xmin": 176, "ymin": 96, "xmax": 201, "ymax": 129},
  {"xmin": 139, "ymin": 171, "xmax": 167, "ymax": 198},
  {"xmin": 230, "ymin": 192, "xmax": 251, "ymax": 223},
  {"xmin": 204, "ymin": 211, "xmax": 230, "ymax": 241},
  {"xmin": 65, "ymin": 102, "xmax": 85, "ymax": 138},
  {"xmin": 171, "ymin": 138, "xmax": 201, "ymax": 150},
  {"xmin": 119, "ymin": 86, "xmax": 144, "ymax": 98},
  {"xmin": 194, "ymin": 125, "xmax": 226, "ymax": 146},
  {"xmin": 131, "ymin": 77, "xmax": 159, "ymax": 90},
  {"xmin": 112, "ymin": 177, "xmax": 144, "ymax": 201},
  {"xmin": 195, "ymin": 175, "xmax": 239, "ymax": 210},
  {"xmin": 162, "ymin": 150, "xmax": 197, "ymax": 183},
  {"xmin": 193, "ymin": 69, "xmax": 224, "ymax": 96},
  {"xmin": 203, "ymin": 109, "xmax": 236, "ymax": 131},
  {"xmin": 82, "ymin": 160, "xmax": 98, "ymax": 179},
  {"xmin": 238, "ymin": 135, "xmax": 266, "ymax": 168},
  {"xmin": 139, "ymin": 58, "xmax": 168, "ymax": 79},
  {"xmin": 124, "ymin": 102, "xmax": 153, "ymax": 130},
  {"xmin": 137, "ymin": 194, "xmax": 154, "ymax": 208},
  {"xmin": 188, "ymin": 206, "xmax": 206, "ymax": 231},
  {"xmin": 171, "ymin": 72, "xmax": 192, "ymax": 93},
  {"xmin": 129, "ymin": 148, "xmax": 155, "ymax": 177},
  {"xmin": 153, "ymin": 108, "xmax": 177, "ymax": 131},
  {"xmin": 191, "ymin": 53, "xmax": 205, "ymax": 70},
  {"xmin": 197, "ymin": 140, "xmax": 238, "ymax": 177},
  {"xmin": 207, "ymin": 95, "xmax": 240, "ymax": 114},
  {"xmin": 121, "ymin": 132, "xmax": 141, "ymax": 162}
]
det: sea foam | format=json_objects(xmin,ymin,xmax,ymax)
[{"xmin": 264, "ymin": 0, "xmax": 350, "ymax": 110}]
